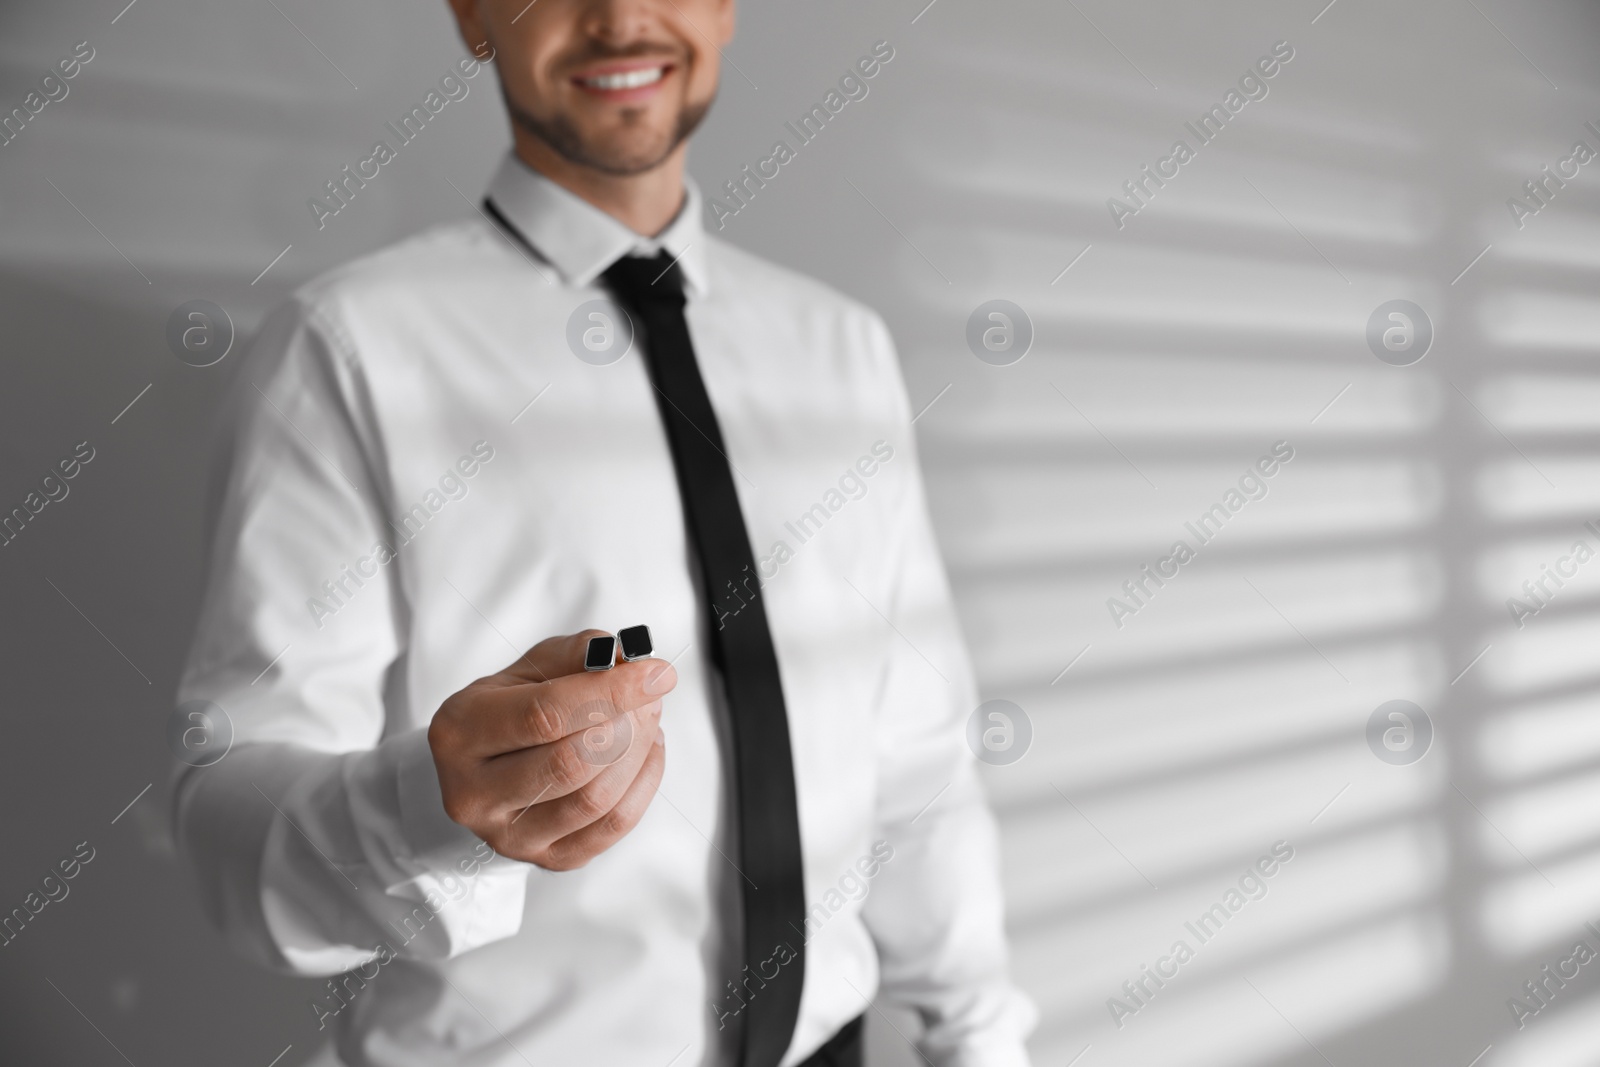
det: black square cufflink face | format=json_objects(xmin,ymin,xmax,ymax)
[
  {"xmin": 584, "ymin": 634, "xmax": 617, "ymax": 671},
  {"xmin": 618, "ymin": 624, "xmax": 653, "ymax": 662}
]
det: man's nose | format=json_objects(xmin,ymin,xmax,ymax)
[{"xmin": 577, "ymin": 0, "xmax": 666, "ymax": 49}]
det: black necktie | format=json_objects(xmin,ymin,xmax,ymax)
[{"xmin": 603, "ymin": 252, "xmax": 807, "ymax": 1067}]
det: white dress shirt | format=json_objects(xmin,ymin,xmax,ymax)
[{"xmin": 174, "ymin": 153, "xmax": 1035, "ymax": 1067}]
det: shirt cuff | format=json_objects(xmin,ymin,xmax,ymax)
[
  {"xmin": 382, "ymin": 728, "xmax": 532, "ymax": 954},
  {"xmin": 393, "ymin": 727, "xmax": 485, "ymax": 869}
]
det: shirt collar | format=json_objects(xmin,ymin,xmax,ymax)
[{"xmin": 484, "ymin": 152, "xmax": 709, "ymax": 298}]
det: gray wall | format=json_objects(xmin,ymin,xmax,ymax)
[{"xmin": 3, "ymin": 1, "xmax": 1600, "ymax": 1064}]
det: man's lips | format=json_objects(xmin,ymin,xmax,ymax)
[{"xmin": 571, "ymin": 60, "xmax": 676, "ymax": 102}]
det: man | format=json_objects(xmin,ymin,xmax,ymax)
[{"xmin": 174, "ymin": 1, "xmax": 1034, "ymax": 1064}]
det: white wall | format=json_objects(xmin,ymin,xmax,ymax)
[{"xmin": 2, "ymin": 1, "xmax": 1599, "ymax": 1064}]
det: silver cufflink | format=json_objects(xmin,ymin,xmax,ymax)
[
  {"xmin": 618, "ymin": 624, "xmax": 654, "ymax": 661},
  {"xmin": 584, "ymin": 634, "xmax": 617, "ymax": 671}
]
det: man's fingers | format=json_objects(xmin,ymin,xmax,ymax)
[
  {"xmin": 497, "ymin": 630, "xmax": 608, "ymax": 685},
  {"xmin": 500, "ymin": 713, "xmax": 662, "ymax": 851},
  {"xmin": 430, "ymin": 629, "xmax": 676, "ymax": 855},
  {"xmin": 453, "ymin": 658, "xmax": 676, "ymax": 756},
  {"xmin": 539, "ymin": 736, "xmax": 667, "ymax": 871},
  {"xmin": 479, "ymin": 700, "xmax": 661, "ymax": 808}
]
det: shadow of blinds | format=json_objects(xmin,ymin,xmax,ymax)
[
  {"xmin": 1466, "ymin": 169, "xmax": 1600, "ymax": 1066},
  {"xmin": 856, "ymin": 5, "xmax": 1600, "ymax": 1064}
]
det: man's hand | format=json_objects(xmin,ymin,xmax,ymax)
[{"xmin": 427, "ymin": 630, "xmax": 675, "ymax": 871}]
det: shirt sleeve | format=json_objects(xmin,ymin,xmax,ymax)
[
  {"xmin": 170, "ymin": 296, "xmax": 530, "ymax": 976},
  {"xmin": 857, "ymin": 315, "xmax": 1038, "ymax": 1067}
]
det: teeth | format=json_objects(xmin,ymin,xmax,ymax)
[{"xmin": 581, "ymin": 66, "xmax": 665, "ymax": 90}]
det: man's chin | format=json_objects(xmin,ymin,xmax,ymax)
[
  {"xmin": 509, "ymin": 99, "xmax": 710, "ymax": 178},
  {"xmin": 566, "ymin": 138, "xmax": 681, "ymax": 177}
]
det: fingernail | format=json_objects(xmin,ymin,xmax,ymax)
[{"xmin": 644, "ymin": 662, "xmax": 677, "ymax": 695}]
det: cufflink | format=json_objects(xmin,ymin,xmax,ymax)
[
  {"xmin": 618, "ymin": 624, "xmax": 654, "ymax": 662},
  {"xmin": 584, "ymin": 634, "xmax": 617, "ymax": 671}
]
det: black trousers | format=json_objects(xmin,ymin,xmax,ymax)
[{"xmin": 796, "ymin": 1015, "xmax": 864, "ymax": 1067}]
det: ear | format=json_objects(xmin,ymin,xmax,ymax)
[
  {"xmin": 712, "ymin": 0, "xmax": 736, "ymax": 47},
  {"xmin": 445, "ymin": 0, "xmax": 492, "ymax": 59}
]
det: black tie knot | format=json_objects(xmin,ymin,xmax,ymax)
[{"xmin": 602, "ymin": 251, "xmax": 685, "ymax": 310}]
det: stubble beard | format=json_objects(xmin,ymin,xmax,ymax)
[{"xmin": 507, "ymin": 93, "xmax": 713, "ymax": 177}]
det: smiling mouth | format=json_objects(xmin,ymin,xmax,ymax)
[{"xmin": 577, "ymin": 65, "xmax": 669, "ymax": 91}]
